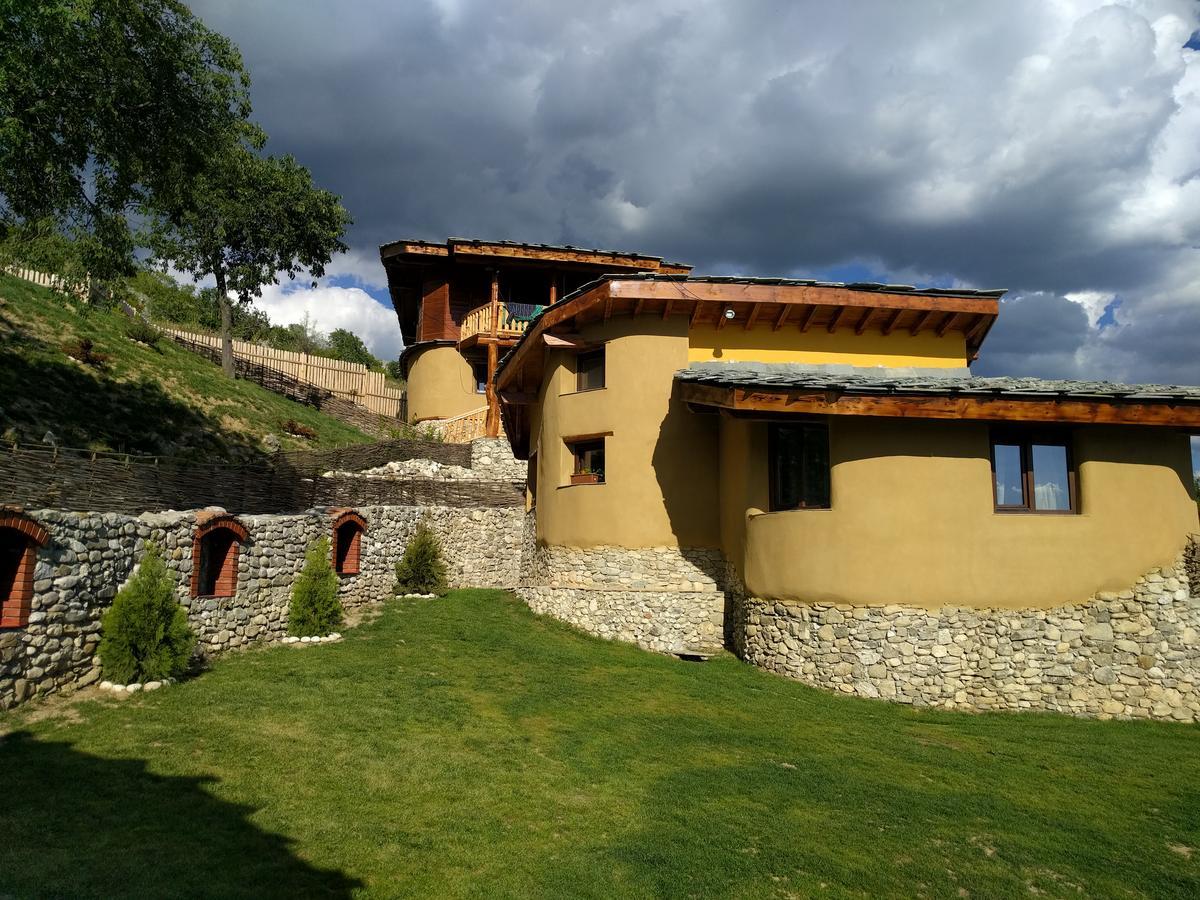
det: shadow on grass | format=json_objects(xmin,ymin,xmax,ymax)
[
  {"xmin": 0, "ymin": 731, "xmax": 361, "ymax": 898},
  {"xmin": 0, "ymin": 306, "xmax": 269, "ymax": 460}
]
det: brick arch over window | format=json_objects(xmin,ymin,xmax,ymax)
[
  {"xmin": 191, "ymin": 516, "xmax": 249, "ymax": 599},
  {"xmin": 332, "ymin": 511, "xmax": 367, "ymax": 576},
  {"xmin": 1, "ymin": 511, "xmax": 50, "ymax": 629}
]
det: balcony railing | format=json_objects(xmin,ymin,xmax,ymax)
[{"xmin": 458, "ymin": 302, "xmax": 539, "ymax": 344}]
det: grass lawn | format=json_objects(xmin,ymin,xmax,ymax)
[
  {"xmin": 1, "ymin": 590, "xmax": 1197, "ymax": 898},
  {"xmin": 0, "ymin": 272, "xmax": 371, "ymax": 458}
]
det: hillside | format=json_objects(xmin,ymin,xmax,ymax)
[{"xmin": 0, "ymin": 273, "xmax": 373, "ymax": 460}]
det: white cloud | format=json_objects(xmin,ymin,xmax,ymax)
[{"xmin": 254, "ymin": 282, "xmax": 403, "ymax": 361}]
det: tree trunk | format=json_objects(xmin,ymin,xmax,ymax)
[{"xmin": 214, "ymin": 263, "xmax": 234, "ymax": 378}]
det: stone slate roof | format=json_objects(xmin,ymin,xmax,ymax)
[
  {"xmin": 675, "ymin": 362, "xmax": 1200, "ymax": 402},
  {"xmin": 604, "ymin": 272, "xmax": 1007, "ymax": 299}
]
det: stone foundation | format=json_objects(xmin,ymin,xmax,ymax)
[
  {"xmin": 731, "ymin": 551, "xmax": 1200, "ymax": 721},
  {"xmin": 1, "ymin": 503, "xmax": 524, "ymax": 709},
  {"xmin": 518, "ymin": 533, "xmax": 727, "ymax": 654},
  {"xmin": 469, "ymin": 438, "xmax": 527, "ymax": 482}
]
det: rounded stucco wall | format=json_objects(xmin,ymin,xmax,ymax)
[
  {"xmin": 724, "ymin": 417, "xmax": 1199, "ymax": 609},
  {"xmin": 530, "ymin": 317, "xmax": 720, "ymax": 549},
  {"xmin": 405, "ymin": 344, "xmax": 484, "ymax": 423}
]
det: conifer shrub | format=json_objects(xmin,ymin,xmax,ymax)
[
  {"xmin": 289, "ymin": 537, "xmax": 343, "ymax": 636},
  {"xmin": 394, "ymin": 521, "xmax": 449, "ymax": 596},
  {"xmin": 99, "ymin": 543, "xmax": 195, "ymax": 683}
]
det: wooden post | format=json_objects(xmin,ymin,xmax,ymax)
[
  {"xmin": 484, "ymin": 341, "xmax": 500, "ymax": 437},
  {"xmin": 490, "ymin": 268, "xmax": 500, "ymax": 338},
  {"xmin": 549, "ymin": 275, "xmax": 557, "ymax": 307}
]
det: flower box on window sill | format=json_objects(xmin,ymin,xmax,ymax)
[{"xmin": 570, "ymin": 473, "xmax": 602, "ymax": 485}]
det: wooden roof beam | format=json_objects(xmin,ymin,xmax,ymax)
[
  {"xmin": 661, "ymin": 297, "xmax": 673, "ymax": 320},
  {"xmin": 854, "ymin": 308, "xmax": 876, "ymax": 336},
  {"xmin": 910, "ymin": 310, "xmax": 935, "ymax": 336},
  {"xmin": 798, "ymin": 305, "xmax": 820, "ymax": 333},
  {"xmin": 675, "ymin": 382, "xmax": 1200, "ymax": 428},
  {"xmin": 827, "ymin": 306, "xmax": 850, "ymax": 334},
  {"xmin": 689, "ymin": 301, "xmax": 705, "ymax": 327},
  {"xmin": 881, "ymin": 308, "xmax": 904, "ymax": 336},
  {"xmin": 772, "ymin": 305, "xmax": 791, "ymax": 331},
  {"xmin": 744, "ymin": 302, "xmax": 762, "ymax": 330},
  {"xmin": 936, "ymin": 311, "xmax": 959, "ymax": 337}
]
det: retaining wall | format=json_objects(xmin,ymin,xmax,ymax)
[
  {"xmin": 1, "ymin": 503, "xmax": 524, "ymax": 709},
  {"xmin": 729, "ymin": 546, "xmax": 1200, "ymax": 722}
]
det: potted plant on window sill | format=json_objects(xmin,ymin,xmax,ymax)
[{"xmin": 570, "ymin": 468, "xmax": 603, "ymax": 485}]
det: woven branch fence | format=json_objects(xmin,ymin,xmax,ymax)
[
  {"xmin": 0, "ymin": 440, "xmax": 521, "ymax": 516},
  {"xmin": 168, "ymin": 332, "xmax": 408, "ymax": 438},
  {"xmin": 163, "ymin": 327, "xmax": 404, "ymax": 417}
]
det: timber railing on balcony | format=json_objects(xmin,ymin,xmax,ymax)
[{"xmin": 458, "ymin": 302, "xmax": 541, "ymax": 344}]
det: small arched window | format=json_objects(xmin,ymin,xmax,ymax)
[
  {"xmin": 332, "ymin": 511, "xmax": 367, "ymax": 576},
  {"xmin": 191, "ymin": 516, "xmax": 249, "ymax": 599},
  {"xmin": 1, "ymin": 512, "xmax": 50, "ymax": 629}
]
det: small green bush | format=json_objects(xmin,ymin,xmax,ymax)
[
  {"xmin": 99, "ymin": 543, "xmax": 195, "ymax": 683},
  {"xmin": 394, "ymin": 521, "xmax": 449, "ymax": 596},
  {"xmin": 289, "ymin": 537, "xmax": 343, "ymax": 636},
  {"xmin": 125, "ymin": 316, "xmax": 161, "ymax": 346}
]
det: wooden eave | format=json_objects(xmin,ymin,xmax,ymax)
[
  {"xmin": 494, "ymin": 277, "xmax": 1006, "ymax": 454},
  {"xmin": 675, "ymin": 382, "xmax": 1200, "ymax": 429},
  {"xmin": 448, "ymin": 241, "xmax": 679, "ymax": 271}
]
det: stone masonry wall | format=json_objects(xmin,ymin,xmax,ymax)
[
  {"xmin": 730, "ymin": 547, "xmax": 1200, "ymax": 722},
  {"xmin": 518, "ymin": 527, "xmax": 726, "ymax": 654},
  {"xmin": 469, "ymin": 438, "xmax": 527, "ymax": 482},
  {"xmin": 1, "ymin": 503, "xmax": 524, "ymax": 709}
]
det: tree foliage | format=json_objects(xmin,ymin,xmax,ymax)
[
  {"xmin": 288, "ymin": 537, "xmax": 343, "ymax": 637},
  {"xmin": 394, "ymin": 522, "xmax": 449, "ymax": 597},
  {"xmin": 325, "ymin": 328, "xmax": 380, "ymax": 369},
  {"xmin": 98, "ymin": 543, "xmax": 195, "ymax": 683},
  {"xmin": 0, "ymin": 0, "xmax": 251, "ymax": 282},
  {"xmin": 149, "ymin": 140, "xmax": 351, "ymax": 375}
]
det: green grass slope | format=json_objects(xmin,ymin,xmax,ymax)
[
  {"xmin": 1, "ymin": 591, "xmax": 1196, "ymax": 898},
  {"xmin": 0, "ymin": 273, "xmax": 371, "ymax": 459}
]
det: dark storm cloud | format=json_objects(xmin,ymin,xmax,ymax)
[{"xmin": 190, "ymin": 0, "xmax": 1200, "ymax": 383}]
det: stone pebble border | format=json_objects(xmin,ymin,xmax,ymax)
[{"xmin": 96, "ymin": 632, "xmax": 344, "ymax": 693}]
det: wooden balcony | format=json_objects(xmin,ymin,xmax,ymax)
[{"xmin": 458, "ymin": 303, "xmax": 536, "ymax": 346}]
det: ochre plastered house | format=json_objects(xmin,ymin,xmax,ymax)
[
  {"xmin": 378, "ymin": 238, "xmax": 690, "ymax": 437},
  {"xmin": 495, "ymin": 272, "xmax": 1200, "ymax": 720}
]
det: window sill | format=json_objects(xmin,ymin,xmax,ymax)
[
  {"xmin": 557, "ymin": 482, "xmax": 605, "ymax": 489},
  {"xmin": 561, "ymin": 387, "xmax": 606, "ymax": 397},
  {"xmin": 993, "ymin": 509, "xmax": 1079, "ymax": 516}
]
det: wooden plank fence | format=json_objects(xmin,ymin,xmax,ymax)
[
  {"xmin": 162, "ymin": 327, "xmax": 405, "ymax": 418},
  {"xmin": 3, "ymin": 265, "xmax": 88, "ymax": 301}
]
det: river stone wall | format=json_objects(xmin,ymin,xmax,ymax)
[
  {"xmin": 518, "ymin": 531, "xmax": 726, "ymax": 654},
  {"xmin": 730, "ymin": 547, "xmax": 1200, "ymax": 722},
  {"xmin": 1, "ymin": 503, "xmax": 524, "ymax": 709},
  {"xmin": 469, "ymin": 438, "xmax": 527, "ymax": 482}
]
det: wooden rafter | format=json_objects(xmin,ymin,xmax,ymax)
[
  {"xmin": 936, "ymin": 311, "xmax": 959, "ymax": 337},
  {"xmin": 632, "ymin": 298, "xmax": 645, "ymax": 318},
  {"xmin": 773, "ymin": 305, "xmax": 791, "ymax": 331},
  {"xmin": 855, "ymin": 308, "xmax": 876, "ymax": 336},
  {"xmin": 798, "ymin": 305, "xmax": 820, "ymax": 333},
  {"xmin": 744, "ymin": 302, "xmax": 761, "ymax": 330},
  {"xmin": 827, "ymin": 306, "xmax": 850, "ymax": 334},
  {"xmin": 689, "ymin": 301, "xmax": 705, "ymax": 327},
  {"xmin": 602, "ymin": 296, "xmax": 613, "ymax": 322},
  {"xmin": 910, "ymin": 310, "xmax": 935, "ymax": 336},
  {"xmin": 662, "ymin": 297, "xmax": 673, "ymax": 320},
  {"xmin": 881, "ymin": 308, "xmax": 904, "ymax": 335}
]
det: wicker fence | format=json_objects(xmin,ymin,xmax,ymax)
[
  {"xmin": 162, "ymin": 326, "xmax": 404, "ymax": 418},
  {"xmin": 0, "ymin": 440, "xmax": 521, "ymax": 515}
]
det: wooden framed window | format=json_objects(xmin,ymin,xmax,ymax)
[
  {"xmin": 768, "ymin": 421, "xmax": 831, "ymax": 511},
  {"xmin": 567, "ymin": 437, "xmax": 605, "ymax": 485},
  {"xmin": 990, "ymin": 430, "xmax": 1077, "ymax": 514},
  {"xmin": 575, "ymin": 348, "xmax": 605, "ymax": 392}
]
